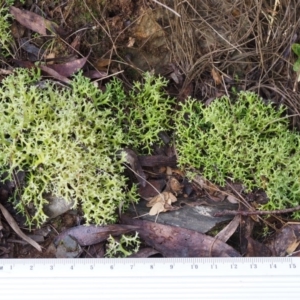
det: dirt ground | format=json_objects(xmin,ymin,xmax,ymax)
[{"xmin": 1, "ymin": 0, "xmax": 300, "ymax": 259}]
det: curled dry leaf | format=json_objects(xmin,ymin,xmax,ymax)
[
  {"xmin": 149, "ymin": 202, "xmax": 165, "ymax": 216},
  {"xmin": 211, "ymin": 68, "xmax": 222, "ymax": 85},
  {"xmin": 95, "ymin": 58, "xmax": 111, "ymax": 69},
  {"xmin": 147, "ymin": 191, "xmax": 177, "ymax": 216},
  {"xmin": 146, "ymin": 194, "xmax": 164, "ymax": 207},
  {"xmin": 168, "ymin": 177, "xmax": 183, "ymax": 195},
  {"xmin": 166, "ymin": 166, "xmax": 172, "ymax": 176},
  {"xmin": 193, "ymin": 174, "xmax": 239, "ymax": 203},
  {"xmin": 215, "ymin": 215, "xmax": 240, "ymax": 243},
  {"xmin": 164, "ymin": 192, "xmax": 177, "ymax": 204},
  {"xmin": 0, "ymin": 203, "xmax": 42, "ymax": 252},
  {"xmin": 138, "ymin": 179, "xmax": 165, "ymax": 199},
  {"xmin": 127, "ymin": 37, "xmax": 135, "ymax": 47}
]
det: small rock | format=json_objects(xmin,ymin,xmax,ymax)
[{"xmin": 43, "ymin": 193, "xmax": 75, "ymax": 219}]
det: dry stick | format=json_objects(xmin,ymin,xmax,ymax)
[
  {"xmin": 82, "ymin": 0, "xmax": 146, "ymax": 76},
  {"xmin": 185, "ymin": 1, "xmax": 242, "ymax": 53},
  {"xmin": 150, "ymin": 0, "xmax": 181, "ymax": 18},
  {"xmin": 214, "ymin": 205, "xmax": 300, "ymax": 217},
  {"xmin": 0, "ymin": 203, "xmax": 42, "ymax": 252},
  {"xmin": 265, "ymin": 0, "xmax": 280, "ymax": 45},
  {"xmin": 225, "ymin": 182, "xmax": 278, "ymax": 229},
  {"xmin": 123, "ymin": 162, "xmax": 164, "ymax": 201}
]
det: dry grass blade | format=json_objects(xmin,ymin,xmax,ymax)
[
  {"xmin": 151, "ymin": 0, "xmax": 181, "ymax": 17},
  {"xmin": 0, "ymin": 203, "xmax": 42, "ymax": 252},
  {"xmin": 215, "ymin": 215, "xmax": 240, "ymax": 243},
  {"xmin": 162, "ymin": 0, "xmax": 300, "ymax": 126}
]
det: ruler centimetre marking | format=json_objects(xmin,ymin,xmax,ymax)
[{"xmin": 1, "ymin": 257, "xmax": 300, "ymax": 299}]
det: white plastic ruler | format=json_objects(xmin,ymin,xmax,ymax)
[{"xmin": 1, "ymin": 257, "xmax": 300, "ymax": 299}]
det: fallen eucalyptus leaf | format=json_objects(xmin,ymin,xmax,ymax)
[
  {"xmin": 54, "ymin": 224, "xmax": 139, "ymax": 246},
  {"xmin": 0, "ymin": 203, "xmax": 42, "ymax": 252},
  {"xmin": 121, "ymin": 214, "xmax": 241, "ymax": 257},
  {"xmin": 216, "ymin": 215, "xmax": 240, "ymax": 243}
]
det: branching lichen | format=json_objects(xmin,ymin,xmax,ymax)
[
  {"xmin": 2, "ymin": 67, "xmax": 300, "ymax": 225},
  {"xmin": 109, "ymin": 72, "xmax": 175, "ymax": 153},
  {"xmin": 0, "ymin": 5, "xmax": 14, "ymax": 57},
  {"xmin": 0, "ymin": 68, "xmax": 139, "ymax": 227},
  {"xmin": 105, "ymin": 232, "xmax": 141, "ymax": 258},
  {"xmin": 175, "ymin": 91, "xmax": 300, "ymax": 218}
]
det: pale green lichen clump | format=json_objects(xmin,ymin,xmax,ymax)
[
  {"xmin": 175, "ymin": 91, "xmax": 300, "ymax": 218},
  {"xmin": 107, "ymin": 72, "xmax": 175, "ymax": 153},
  {"xmin": 2, "ymin": 67, "xmax": 300, "ymax": 225},
  {"xmin": 0, "ymin": 6, "xmax": 14, "ymax": 57},
  {"xmin": 0, "ymin": 68, "xmax": 139, "ymax": 226},
  {"xmin": 105, "ymin": 232, "xmax": 141, "ymax": 258}
]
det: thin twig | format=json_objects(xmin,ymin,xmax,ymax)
[
  {"xmin": 123, "ymin": 162, "xmax": 164, "ymax": 202},
  {"xmin": 265, "ymin": 0, "xmax": 280, "ymax": 45},
  {"xmin": 214, "ymin": 205, "xmax": 300, "ymax": 217},
  {"xmin": 150, "ymin": 0, "xmax": 181, "ymax": 17},
  {"xmin": 185, "ymin": 1, "xmax": 242, "ymax": 53}
]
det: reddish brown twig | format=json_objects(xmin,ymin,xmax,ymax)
[{"xmin": 214, "ymin": 205, "xmax": 300, "ymax": 217}]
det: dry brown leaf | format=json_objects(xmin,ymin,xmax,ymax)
[
  {"xmin": 146, "ymin": 191, "xmax": 177, "ymax": 216},
  {"xmin": 45, "ymin": 52, "xmax": 55, "ymax": 61},
  {"xmin": 171, "ymin": 169, "xmax": 185, "ymax": 177},
  {"xmin": 211, "ymin": 68, "xmax": 222, "ymax": 85},
  {"xmin": 121, "ymin": 215, "xmax": 241, "ymax": 257},
  {"xmin": 95, "ymin": 58, "xmax": 111, "ymax": 69},
  {"xmin": 246, "ymin": 237, "xmax": 272, "ymax": 257},
  {"xmin": 269, "ymin": 224, "xmax": 300, "ymax": 256},
  {"xmin": 0, "ymin": 203, "xmax": 42, "ymax": 252},
  {"xmin": 193, "ymin": 175, "xmax": 239, "ymax": 203},
  {"xmin": 164, "ymin": 191, "xmax": 177, "ymax": 205},
  {"xmin": 149, "ymin": 202, "xmax": 165, "ymax": 216},
  {"xmin": 10, "ymin": 6, "xmax": 61, "ymax": 36},
  {"xmin": 168, "ymin": 177, "xmax": 183, "ymax": 195},
  {"xmin": 39, "ymin": 64, "xmax": 71, "ymax": 84},
  {"xmin": 215, "ymin": 215, "xmax": 240, "ymax": 243},
  {"xmin": 46, "ymin": 56, "xmax": 88, "ymax": 77},
  {"xmin": 54, "ymin": 224, "xmax": 139, "ymax": 246},
  {"xmin": 127, "ymin": 37, "xmax": 135, "ymax": 47},
  {"xmin": 231, "ymin": 8, "xmax": 241, "ymax": 17},
  {"xmin": 166, "ymin": 166, "xmax": 172, "ymax": 176},
  {"xmin": 146, "ymin": 193, "xmax": 165, "ymax": 207},
  {"xmin": 122, "ymin": 148, "xmax": 147, "ymax": 187},
  {"xmin": 286, "ymin": 239, "xmax": 300, "ymax": 255},
  {"xmin": 227, "ymin": 194, "xmax": 239, "ymax": 204}
]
